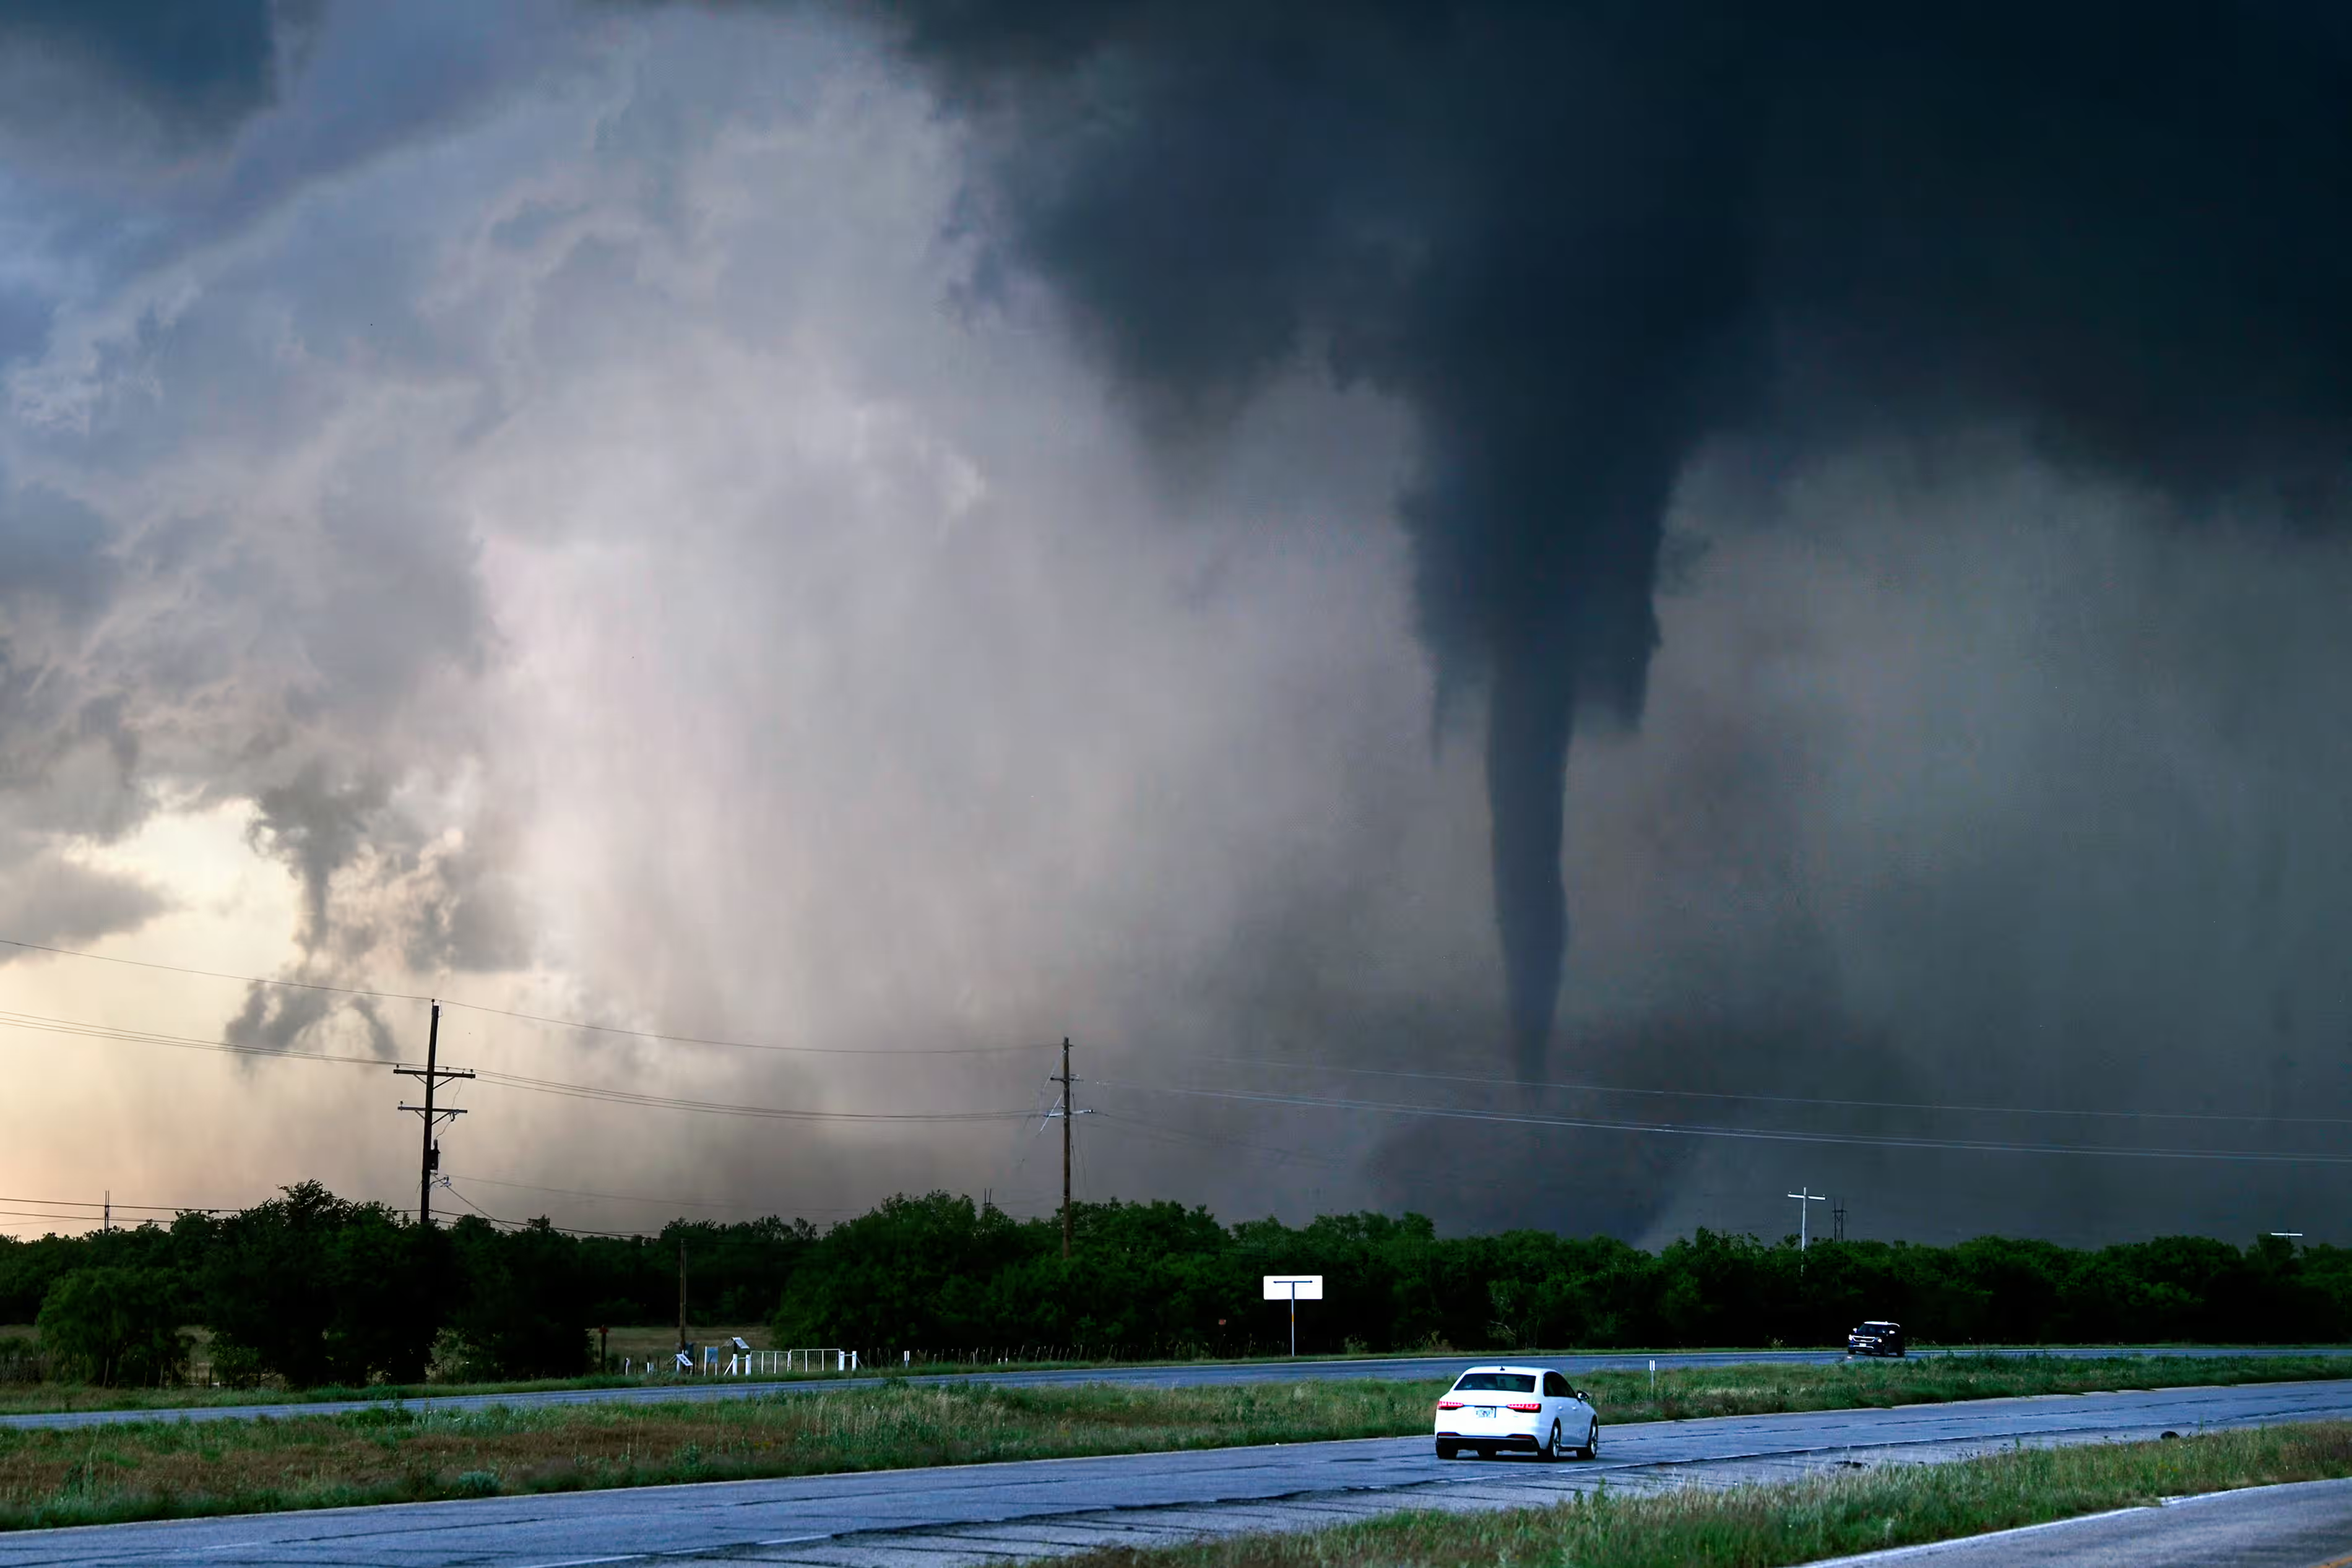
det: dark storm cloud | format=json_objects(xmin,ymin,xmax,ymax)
[
  {"xmin": 222, "ymin": 979, "xmax": 338, "ymax": 1056},
  {"xmin": 876, "ymin": 0, "xmax": 2352, "ymax": 1079},
  {"xmin": 0, "ymin": 846, "xmax": 166, "ymax": 963},
  {"xmin": 248, "ymin": 765, "xmax": 391, "ymax": 954},
  {"xmin": 0, "ymin": 1, "xmax": 292, "ymax": 147}
]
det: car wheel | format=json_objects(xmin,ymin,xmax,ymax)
[
  {"xmin": 1435, "ymin": 1441, "xmax": 1459, "ymax": 1460},
  {"xmin": 1540, "ymin": 1419, "xmax": 1563, "ymax": 1462},
  {"xmin": 1580, "ymin": 1420, "xmax": 1599, "ymax": 1460}
]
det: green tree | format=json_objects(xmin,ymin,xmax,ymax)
[
  {"xmin": 36, "ymin": 1267, "xmax": 191, "ymax": 1386},
  {"xmin": 199, "ymin": 1182, "xmax": 444, "ymax": 1387},
  {"xmin": 444, "ymin": 1216, "xmax": 591, "ymax": 1379}
]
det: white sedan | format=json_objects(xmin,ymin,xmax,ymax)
[{"xmin": 1433, "ymin": 1364, "xmax": 1599, "ymax": 1460}]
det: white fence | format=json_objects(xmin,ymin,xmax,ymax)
[{"xmin": 621, "ymin": 1347, "xmax": 858, "ymax": 1377}]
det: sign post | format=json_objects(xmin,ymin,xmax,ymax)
[{"xmin": 1262, "ymin": 1274, "xmax": 1323, "ymax": 1357}]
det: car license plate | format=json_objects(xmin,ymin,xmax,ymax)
[{"xmin": 1474, "ymin": 1405, "xmax": 1495, "ymax": 1416}]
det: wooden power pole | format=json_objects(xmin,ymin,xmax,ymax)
[
  {"xmin": 677, "ymin": 1234, "xmax": 689, "ymax": 1355},
  {"xmin": 395, "ymin": 1001, "xmax": 474, "ymax": 1226}
]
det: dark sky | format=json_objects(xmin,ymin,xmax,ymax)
[{"xmin": 0, "ymin": 0, "xmax": 2345, "ymax": 1247}]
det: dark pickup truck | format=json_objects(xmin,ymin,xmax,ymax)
[{"xmin": 1847, "ymin": 1320, "xmax": 1905, "ymax": 1357}]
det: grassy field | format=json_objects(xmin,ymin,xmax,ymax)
[
  {"xmin": 0, "ymin": 1347, "xmax": 2344, "ymax": 1420},
  {"xmin": 2, "ymin": 1322, "xmax": 2345, "ymax": 1417},
  {"xmin": 1040, "ymin": 1421, "xmax": 2352, "ymax": 1568},
  {"xmin": 1558, "ymin": 1351, "xmax": 2352, "ymax": 1424},
  {"xmin": 0, "ymin": 1325, "xmax": 811, "ymax": 1416},
  {"xmin": 0, "ymin": 1378, "xmax": 1425, "ymax": 1530},
  {"xmin": 0, "ymin": 1354, "xmax": 2347, "ymax": 1530}
]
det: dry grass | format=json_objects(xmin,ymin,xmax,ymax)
[
  {"xmin": 3, "ymin": 1353, "xmax": 2348, "ymax": 1533},
  {"xmin": 1037, "ymin": 1422, "xmax": 2352, "ymax": 1568},
  {"xmin": 0, "ymin": 1378, "xmax": 1430, "ymax": 1530},
  {"xmin": 1565, "ymin": 1351, "xmax": 2352, "ymax": 1423},
  {"xmin": 0, "ymin": 1324, "xmax": 806, "ymax": 1416}
]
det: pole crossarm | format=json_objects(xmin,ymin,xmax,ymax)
[{"xmin": 1786, "ymin": 1187, "xmax": 1828, "ymax": 1252}]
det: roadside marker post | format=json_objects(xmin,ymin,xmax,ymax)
[{"xmin": 1262, "ymin": 1274, "xmax": 1324, "ymax": 1358}]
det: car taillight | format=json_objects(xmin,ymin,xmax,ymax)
[
  {"xmin": 1436, "ymin": 1400, "xmax": 1463, "ymax": 1410},
  {"xmin": 1507, "ymin": 1402, "xmax": 1542, "ymax": 1413}
]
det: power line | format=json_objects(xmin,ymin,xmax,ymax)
[
  {"xmin": 471, "ymin": 1066, "xmax": 1035, "ymax": 1123},
  {"xmin": 0, "ymin": 1205, "xmax": 141, "ymax": 1226},
  {"xmin": 1090, "ymin": 1109, "xmax": 1351, "ymax": 1172},
  {"xmin": 0, "ymin": 937, "xmax": 428, "ymax": 1000},
  {"xmin": 0, "ymin": 1009, "xmax": 1037, "ymax": 1124},
  {"xmin": 438, "ymin": 1182, "xmax": 508, "ymax": 1226},
  {"xmin": 439, "ymin": 1183, "xmax": 661, "ymax": 1239},
  {"xmin": 0, "ymin": 936, "xmax": 1050, "ymax": 1057},
  {"xmin": 0, "ymin": 1009, "xmax": 391, "ymax": 1069},
  {"xmin": 1096, "ymin": 1046, "xmax": 2352, "ymax": 1130},
  {"xmin": 438, "ymin": 999, "xmax": 1051, "ymax": 1058},
  {"xmin": 446, "ymin": 1173, "xmax": 874, "ymax": 1216},
  {"xmin": 1096, "ymin": 1080, "xmax": 2352, "ymax": 1167},
  {"xmin": 0, "ymin": 1195, "xmax": 238, "ymax": 1213}
]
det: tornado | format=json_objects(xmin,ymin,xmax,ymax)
[
  {"xmin": 1484, "ymin": 637, "xmax": 1573, "ymax": 1082},
  {"xmin": 880, "ymin": 0, "xmax": 2352, "ymax": 1081}
]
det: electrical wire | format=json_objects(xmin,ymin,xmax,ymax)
[
  {"xmin": 0, "ymin": 1195, "xmax": 236, "ymax": 1213},
  {"xmin": 0, "ymin": 1010, "xmax": 1037, "ymax": 1124},
  {"xmin": 0, "ymin": 937, "xmax": 429, "ymax": 1000},
  {"xmin": 1089, "ymin": 1109, "xmax": 1351, "ymax": 1171},
  {"xmin": 438, "ymin": 999, "xmax": 1051, "ymax": 1058},
  {"xmin": 0, "ymin": 936, "xmax": 1052, "ymax": 1057},
  {"xmin": 0, "ymin": 1009, "xmax": 390, "ymax": 1069},
  {"xmin": 1096, "ymin": 1080, "xmax": 2352, "ymax": 1167},
  {"xmin": 1089, "ymin": 1046, "xmax": 2352, "ymax": 1130},
  {"xmin": 471, "ymin": 1066, "xmax": 1035, "ymax": 1123},
  {"xmin": 0, "ymin": 1205, "xmax": 133, "ymax": 1225},
  {"xmin": 438, "ymin": 1183, "xmax": 663, "ymax": 1238},
  {"xmin": 446, "ymin": 1173, "xmax": 867, "ymax": 1215}
]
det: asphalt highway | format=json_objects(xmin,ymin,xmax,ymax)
[
  {"xmin": 6, "ymin": 1376, "xmax": 2350, "ymax": 1565},
  {"xmin": 5, "ymin": 1343, "xmax": 2346, "ymax": 1432}
]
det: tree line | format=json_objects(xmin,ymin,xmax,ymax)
[{"xmin": 2, "ymin": 1182, "xmax": 2345, "ymax": 1387}]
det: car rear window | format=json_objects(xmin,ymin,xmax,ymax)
[{"xmin": 1451, "ymin": 1372, "xmax": 1537, "ymax": 1393}]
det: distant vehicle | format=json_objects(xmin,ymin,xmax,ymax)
[
  {"xmin": 1433, "ymin": 1364, "xmax": 1599, "ymax": 1460},
  {"xmin": 1848, "ymin": 1320, "xmax": 1906, "ymax": 1357}
]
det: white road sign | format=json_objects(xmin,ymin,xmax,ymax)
[{"xmin": 1263, "ymin": 1274, "xmax": 1324, "ymax": 1300}]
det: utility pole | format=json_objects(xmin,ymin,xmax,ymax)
[
  {"xmin": 677, "ymin": 1234, "xmax": 689, "ymax": 1355},
  {"xmin": 1786, "ymin": 1187, "xmax": 1827, "ymax": 1251},
  {"xmin": 394, "ymin": 1001, "xmax": 474, "ymax": 1226},
  {"xmin": 1059, "ymin": 1038, "xmax": 1074, "ymax": 1259},
  {"xmin": 1832, "ymin": 1197, "xmax": 1846, "ymax": 1243},
  {"xmin": 1051, "ymin": 1038, "xmax": 1088, "ymax": 1259},
  {"xmin": 103, "ymin": 1191, "xmax": 109, "ymax": 1234}
]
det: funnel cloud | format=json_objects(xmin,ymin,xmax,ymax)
[{"xmin": 881, "ymin": 0, "xmax": 2352, "ymax": 1077}]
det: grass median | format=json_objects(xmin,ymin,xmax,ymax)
[
  {"xmin": 1032, "ymin": 1420, "xmax": 2352, "ymax": 1568},
  {"xmin": 0, "ymin": 1379, "xmax": 1423, "ymax": 1530},
  {"xmin": 0, "ymin": 1354, "xmax": 2346, "ymax": 1530}
]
